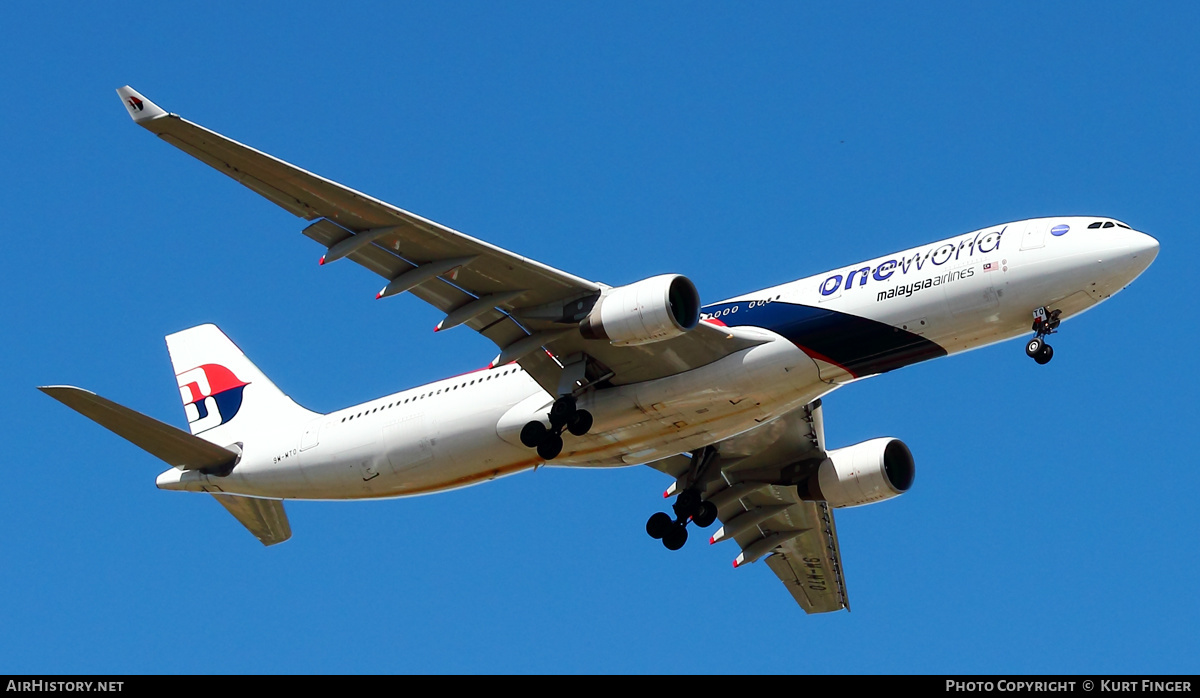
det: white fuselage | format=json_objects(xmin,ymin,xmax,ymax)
[{"xmin": 157, "ymin": 216, "xmax": 1158, "ymax": 500}]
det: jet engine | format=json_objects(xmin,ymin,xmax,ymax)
[
  {"xmin": 579, "ymin": 274, "xmax": 701, "ymax": 346},
  {"xmin": 801, "ymin": 437, "xmax": 915, "ymax": 508}
]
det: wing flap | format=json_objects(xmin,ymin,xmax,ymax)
[
  {"xmin": 39, "ymin": 386, "xmax": 238, "ymax": 471},
  {"xmin": 210, "ymin": 494, "xmax": 291, "ymax": 546}
]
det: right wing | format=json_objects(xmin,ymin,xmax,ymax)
[
  {"xmin": 650, "ymin": 401, "xmax": 850, "ymax": 613},
  {"xmin": 733, "ymin": 488, "xmax": 849, "ymax": 614},
  {"xmin": 116, "ymin": 86, "xmax": 764, "ymax": 397}
]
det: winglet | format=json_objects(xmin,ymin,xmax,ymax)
[{"xmin": 116, "ymin": 85, "xmax": 167, "ymax": 123}]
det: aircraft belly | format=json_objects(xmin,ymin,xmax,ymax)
[
  {"xmin": 383, "ymin": 399, "xmax": 538, "ymax": 495},
  {"xmin": 549, "ymin": 337, "xmax": 826, "ymax": 466}
]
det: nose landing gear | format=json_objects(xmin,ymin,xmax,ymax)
[
  {"xmin": 520, "ymin": 394, "xmax": 593, "ymax": 460},
  {"xmin": 1026, "ymin": 306, "xmax": 1061, "ymax": 365}
]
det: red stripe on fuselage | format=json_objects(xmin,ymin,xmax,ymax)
[{"xmin": 793, "ymin": 343, "xmax": 859, "ymax": 379}]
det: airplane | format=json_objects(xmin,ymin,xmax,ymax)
[{"xmin": 40, "ymin": 86, "xmax": 1159, "ymax": 613}]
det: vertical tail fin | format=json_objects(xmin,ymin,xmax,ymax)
[{"xmin": 166, "ymin": 324, "xmax": 317, "ymax": 445}]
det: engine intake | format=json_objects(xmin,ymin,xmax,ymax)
[
  {"xmin": 802, "ymin": 437, "xmax": 914, "ymax": 508},
  {"xmin": 579, "ymin": 274, "xmax": 701, "ymax": 346}
]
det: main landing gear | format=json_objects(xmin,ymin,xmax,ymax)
[
  {"xmin": 1026, "ymin": 306, "xmax": 1061, "ymax": 365},
  {"xmin": 519, "ymin": 394, "xmax": 593, "ymax": 460},
  {"xmin": 646, "ymin": 447, "xmax": 719, "ymax": 551}
]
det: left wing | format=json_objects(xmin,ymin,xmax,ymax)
[
  {"xmin": 38, "ymin": 386, "xmax": 238, "ymax": 471},
  {"xmin": 651, "ymin": 401, "xmax": 850, "ymax": 613},
  {"xmin": 39, "ymin": 386, "xmax": 290, "ymax": 546},
  {"xmin": 116, "ymin": 86, "xmax": 763, "ymax": 396}
]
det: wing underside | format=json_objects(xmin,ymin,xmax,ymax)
[
  {"xmin": 651, "ymin": 400, "xmax": 850, "ymax": 613},
  {"xmin": 740, "ymin": 488, "xmax": 849, "ymax": 613},
  {"xmin": 210, "ymin": 493, "xmax": 292, "ymax": 546}
]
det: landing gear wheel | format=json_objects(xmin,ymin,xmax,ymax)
[
  {"xmin": 549, "ymin": 396, "xmax": 577, "ymax": 428},
  {"xmin": 674, "ymin": 489, "xmax": 702, "ymax": 519},
  {"xmin": 567, "ymin": 409, "xmax": 593, "ymax": 436},
  {"xmin": 662, "ymin": 524, "xmax": 688, "ymax": 551},
  {"xmin": 1027, "ymin": 307, "xmax": 1062, "ymax": 364},
  {"xmin": 646, "ymin": 512, "xmax": 672, "ymax": 539},
  {"xmin": 520, "ymin": 421, "xmax": 547, "ymax": 448},
  {"xmin": 693, "ymin": 500, "xmax": 718, "ymax": 528},
  {"xmin": 536, "ymin": 433, "xmax": 563, "ymax": 460}
]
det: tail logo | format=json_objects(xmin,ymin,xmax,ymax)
[
  {"xmin": 127, "ymin": 96, "xmax": 144, "ymax": 112},
  {"xmin": 176, "ymin": 364, "xmax": 249, "ymax": 433}
]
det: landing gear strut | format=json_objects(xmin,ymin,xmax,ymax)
[
  {"xmin": 1026, "ymin": 306, "xmax": 1061, "ymax": 365},
  {"xmin": 520, "ymin": 394, "xmax": 592, "ymax": 460},
  {"xmin": 646, "ymin": 447, "xmax": 720, "ymax": 551}
]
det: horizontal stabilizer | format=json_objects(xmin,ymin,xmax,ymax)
[
  {"xmin": 211, "ymin": 494, "xmax": 291, "ymax": 546},
  {"xmin": 39, "ymin": 386, "xmax": 238, "ymax": 471}
]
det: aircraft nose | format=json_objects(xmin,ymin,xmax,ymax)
[
  {"xmin": 1132, "ymin": 230, "xmax": 1160, "ymax": 263},
  {"xmin": 1111, "ymin": 229, "xmax": 1159, "ymax": 284}
]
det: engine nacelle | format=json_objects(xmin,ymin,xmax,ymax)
[
  {"xmin": 579, "ymin": 274, "xmax": 701, "ymax": 346},
  {"xmin": 802, "ymin": 437, "xmax": 915, "ymax": 508}
]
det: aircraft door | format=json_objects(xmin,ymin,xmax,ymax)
[
  {"xmin": 1019, "ymin": 220, "xmax": 1048, "ymax": 251},
  {"xmin": 300, "ymin": 418, "xmax": 323, "ymax": 451}
]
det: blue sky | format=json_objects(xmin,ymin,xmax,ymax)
[{"xmin": 4, "ymin": 3, "xmax": 1198, "ymax": 674}]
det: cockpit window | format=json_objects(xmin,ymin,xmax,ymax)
[{"xmin": 1088, "ymin": 219, "xmax": 1133, "ymax": 230}]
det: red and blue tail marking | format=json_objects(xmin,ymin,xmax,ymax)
[{"xmin": 176, "ymin": 364, "xmax": 249, "ymax": 433}]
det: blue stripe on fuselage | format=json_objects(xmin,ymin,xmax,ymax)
[{"xmin": 702, "ymin": 301, "xmax": 945, "ymax": 377}]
